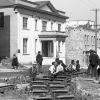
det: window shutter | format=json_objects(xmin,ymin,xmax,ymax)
[{"xmin": 0, "ymin": 12, "xmax": 4, "ymax": 27}]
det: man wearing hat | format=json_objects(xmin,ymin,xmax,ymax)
[
  {"xmin": 89, "ymin": 50, "xmax": 99, "ymax": 78},
  {"xmin": 36, "ymin": 51, "xmax": 43, "ymax": 73}
]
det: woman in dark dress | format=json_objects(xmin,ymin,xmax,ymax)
[{"xmin": 12, "ymin": 54, "xmax": 18, "ymax": 69}]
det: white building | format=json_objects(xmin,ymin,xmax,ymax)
[
  {"xmin": 66, "ymin": 20, "xmax": 95, "ymax": 29},
  {"xmin": 0, "ymin": 0, "xmax": 68, "ymax": 65}
]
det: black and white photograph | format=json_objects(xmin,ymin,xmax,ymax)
[{"xmin": 0, "ymin": 0, "xmax": 100, "ymax": 100}]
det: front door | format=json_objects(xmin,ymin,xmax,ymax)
[{"xmin": 42, "ymin": 41, "xmax": 53, "ymax": 57}]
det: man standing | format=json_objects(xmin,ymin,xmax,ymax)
[
  {"xmin": 89, "ymin": 50, "xmax": 99, "ymax": 78},
  {"xmin": 36, "ymin": 51, "xmax": 43, "ymax": 73},
  {"xmin": 12, "ymin": 54, "xmax": 18, "ymax": 69}
]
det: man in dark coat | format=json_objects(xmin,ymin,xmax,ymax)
[
  {"xmin": 12, "ymin": 54, "xmax": 18, "ymax": 69},
  {"xmin": 89, "ymin": 50, "xmax": 99, "ymax": 77},
  {"xmin": 36, "ymin": 51, "xmax": 43, "ymax": 73}
]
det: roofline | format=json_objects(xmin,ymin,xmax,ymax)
[
  {"xmin": 67, "ymin": 20, "xmax": 94, "ymax": 22},
  {"xmin": 0, "ymin": 4, "xmax": 69, "ymax": 19},
  {"xmin": 67, "ymin": 26, "xmax": 96, "ymax": 32},
  {"xmin": 14, "ymin": 4, "xmax": 69, "ymax": 19},
  {"xmin": 57, "ymin": 10, "xmax": 65, "ymax": 14},
  {"xmin": 36, "ymin": 1, "xmax": 59, "ymax": 15},
  {"xmin": 0, "ymin": 5, "xmax": 14, "ymax": 8},
  {"xmin": 20, "ymin": 0, "xmax": 38, "ymax": 5}
]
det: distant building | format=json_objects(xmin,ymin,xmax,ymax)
[
  {"xmin": 66, "ymin": 20, "xmax": 95, "ymax": 29},
  {"xmin": 0, "ymin": 0, "xmax": 68, "ymax": 65},
  {"xmin": 65, "ymin": 26, "xmax": 100, "ymax": 68}
]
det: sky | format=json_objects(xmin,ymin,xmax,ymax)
[{"xmin": 29, "ymin": 0, "xmax": 100, "ymax": 24}]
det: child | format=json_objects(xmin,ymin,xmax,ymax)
[
  {"xmin": 29, "ymin": 63, "xmax": 37, "ymax": 81},
  {"xmin": 60, "ymin": 60, "xmax": 67, "ymax": 72},
  {"xmin": 49, "ymin": 62, "xmax": 56, "ymax": 74},
  {"xmin": 76, "ymin": 60, "xmax": 80, "ymax": 72},
  {"xmin": 67, "ymin": 60, "xmax": 76, "ymax": 72}
]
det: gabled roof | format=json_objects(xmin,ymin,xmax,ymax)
[
  {"xmin": 0, "ymin": 0, "xmax": 69, "ymax": 20},
  {"xmin": 35, "ymin": 1, "xmax": 58, "ymax": 14},
  {"xmin": 0, "ymin": 0, "xmax": 38, "ymax": 7}
]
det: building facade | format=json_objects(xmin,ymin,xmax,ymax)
[
  {"xmin": 66, "ymin": 20, "xmax": 95, "ymax": 29},
  {"xmin": 65, "ymin": 26, "xmax": 100, "ymax": 68},
  {"xmin": 0, "ymin": 0, "xmax": 68, "ymax": 65}
]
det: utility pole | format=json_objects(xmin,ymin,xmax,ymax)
[{"xmin": 91, "ymin": 8, "xmax": 99, "ymax": 53}]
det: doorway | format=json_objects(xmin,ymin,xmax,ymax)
[{"xmin": 42, "ymin": 41, "xmax": 53, "ymax": 57}]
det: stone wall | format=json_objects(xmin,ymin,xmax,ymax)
[{"xmin": 65, "ymin": 27, "xmax": 100, "ymax": 68}]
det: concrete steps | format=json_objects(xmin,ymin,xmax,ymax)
[
  {"xmin": 31, "ymin": 85, "xmax": 47, "ymax": 90},
  {"xmin": 30, "ymin": 72, "xmax": 74, "ymax": 100},
  {"xmin": 30, "ymin": 80, "xmax": 45, "ymax": 85},
  {"xmin": 49, "ymin": 84, "xmax": 65, "ymax": 90},
  {"xmin": 29, "ymin": 89, "xmax": 48, "ymax": 96},
  {"xmin": 32, "ymin": 95, "xmax": 52, "ymax": 100},
  {"xmin": 48, "ymin": 81, "xmax": 62, "ymax": 85},
  {"xmin": 56, "ymin": 94, "xmax": 74, "ymax": 100},
  {"xmin": 51, "ymin": 89, "xmax": 69, "ymax": 100}
]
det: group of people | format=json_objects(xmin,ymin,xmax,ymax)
[
  {"xmin": 49, "ymin": 58, "xmax": 80, "ymax": 80},
  {"xmin": 29, "ymin": 51, "xmax": 43, "ymax": 81},
  {"xmin": 67, "ymin": 60, "xmax": 80, "ymax": 72},
  {"xmin": 11, "ymin": 49, "xmax": 100, "ymax": 82},
  {"xmin": 12, "ymin": 51, "xmax": 81, "ymax": 81},
  {"xmin": 88, "ymin": 50, "xmax": 100, "ymax": 78},
  {"xmin": 11, "ymin": 51, "xmax": 43, "ymax": 70}
]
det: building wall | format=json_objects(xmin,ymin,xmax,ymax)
[
  {"xmin": 16, "ymin": 10, "xmax": 66, "ymax": 64},
  {"xmin": 0, "ymin": 5, "xmax": 66, "ymax": 65},
  {"xmin": 0, "ymin": 15, "xmax": 10, "ymax": 57},
  {"xmin": 65, "ymin": 27, "xmax": 100, "ymax": 68},
  {"xmin": 10, "ymin": 9, "xmax": 18, "ymax": 58},
  {"xmin": 0, "ymin": 8, "xmax": 18, "ymax": 58}
]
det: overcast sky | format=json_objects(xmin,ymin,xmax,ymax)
[{"xmin": 29, "ymin": 0, "xmax": 100, "ymax": 24}]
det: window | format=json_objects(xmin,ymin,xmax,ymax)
[
  {"xmin": 0, "ymin": 12, "xmax": 4, "ymax": 27},
  {"xmin": 58, "ymin": 41, "xmax": 61, "ymax": 52},
  {"xmin": 35, "ymin": 19, "xmax": 38, "ymax": 31},
  {"xmin": 23, "ymin": 17, "xmax": 28, "ymax": 29},
  {"xmin": 42, "ymin": 21, "xmax": 47, "ymax": 31},
  {"xmin": 35, "ymin": 39, "xmax": 37, "ymax": 54},
  {"xmin": 91, "ymin": 36, "xmax": 93, "ymax": 45},
  {"xmin": 58, "ymin": 24, "xmax": 61, "ymax": 31},
  {"xmin": 99, "ymin": 39, "xmax": 100, "ymax": 47},
  {"xmin": 23, "ymin": 38, "xmax": 28, "ymax": 54},
  {"xmin": 58, "ymin": 41, "xmax": 63, "ymax": 52},
  {"xmin": 97, "ymin": 38, "xmax": 99, "ymax": 47},
  {"xmin": 93, "ymin": 36, "xmax": 95, "ymax": 45},
  {"xmin": 51, "ymin": 22, "xmax": 53, "ymax": 31},
  {"xmin": 84, "ymin": 35, "xmax": 87, "ymax": 45},
  {"xmin": 87, "ymin": 35, "xmax": 89, "ymax": 45}
]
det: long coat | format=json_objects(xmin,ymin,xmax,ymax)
[
  {"xmin": 12, "ymin": 57, "xmax": 18, "ymax": 66},
  {"xmin": 89, "ymin": 53, "xmax": 99, "ymax": 66},
  {"xmin": 36, "ymin": 54, "xmax": 43, "ymax": 65}
]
